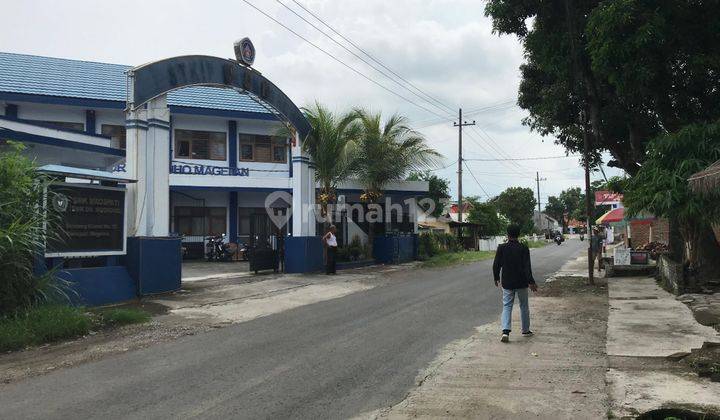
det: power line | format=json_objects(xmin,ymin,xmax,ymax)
[
  {"xmin": 276, "ymin": 0, "xmax": 454, "ymax": 117},
  {"xmin": 464, "ymin": 154, "xmax": 580, "ymax": 162},
  {"xmin": 241, "ymin": 0, "xmax": 449, "ymax": 119},
  {"xmin": 464, "ymin": 160, "xmax": 491, "ymax": 198},
  {"xmin": 412, "ymin": 100, "xmax": 517, "ymax": 129},
  {"xmin": 290, "ymin": 0, "xmax": 456, "ymax": 114}
]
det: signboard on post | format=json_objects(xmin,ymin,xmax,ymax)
[
  {"xmin": 614, "ymin": 247, "xmax": 631, "ymax": 266},
  {"xmin": 45, "ymin": 183, "xmax": 126, "ymax": 257}
]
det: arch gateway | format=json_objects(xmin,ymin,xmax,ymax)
[{"xmin": 124, "ymin": 54, "xmax": 321, "ymax": 287}]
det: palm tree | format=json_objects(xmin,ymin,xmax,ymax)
[
  {"xmin": 352, "ymin": 109, "xmax": 441, "ymax": 257},
  {"xmin": 301, "ymin": 102, "xmax": 360, "ymax": 223}
]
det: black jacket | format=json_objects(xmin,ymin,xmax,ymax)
[{"xmin": 492, "ymin": 240, "xmax": 536, "ymax": 289}]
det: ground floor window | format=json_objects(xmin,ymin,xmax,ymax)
[
  {"xmin": 173, "ymin": 206, "xmax": 227, "ymax": 236},
  {"xmin": 238, "ymin": 207, "xmax": 287, "ymax": 247}
]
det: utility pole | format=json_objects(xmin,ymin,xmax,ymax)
[
  {"xmin": 454, "ymin": 108, "xmax": 475, "ymax": 239},
  {"xmin": 564, "ymin": 0, "xmax": 594, "ymax": 285},
  {"xmin": 581, "ymin": 111, "xmax": 595, "ymax": 285},
  {"xmin": 535, "ymin": 171, "xmax": 546, "ymax": 214}
]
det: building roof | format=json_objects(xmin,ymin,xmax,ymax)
[
  {"xmin": 689, "ymin": 160, "xmax": 720, "ymax": 194},
  {"xmin": 0, "ymin": 52, "xmax": 272, "ymax": 115}
]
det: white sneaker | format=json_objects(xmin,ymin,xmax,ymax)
[{"xmin": 501, "ymin": 333, "xmax": 509, "ymax": 343}]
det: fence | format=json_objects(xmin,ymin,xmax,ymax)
[{"xmin": 477, "ymin": 236, "xmax": 506, "ymax": 251}]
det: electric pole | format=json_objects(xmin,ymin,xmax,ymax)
[
  {"xmin": 535, "ymin": 171, "xmax": 546, "ymax": 214},
  {"xmin": 454, "ymin": 108, "xmax": 475, "ymax": 239}
]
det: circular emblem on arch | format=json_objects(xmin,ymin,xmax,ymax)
[{"xmin": 234, "ymin": 37, "xmax": 256, "ymax": 67}]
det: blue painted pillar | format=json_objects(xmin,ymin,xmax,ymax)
[
  {"xmin": 229, "ymin": 191, "xmax": 238, "ymax": 242},
  {"xmin": 85, "ymin": 110, "xmax": 96, "ymax": 134},
  {"xmin": 228, "ymin": 120, "xmax": 237, "ymax": 169}
]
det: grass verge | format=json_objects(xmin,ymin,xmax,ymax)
[
  {"xmin": 0, "ymin": 305, "xmax": 151, "ymax": 352},
  {"xmin": 422, "ymin": 250, "xmax": 495, "ymax": 268},
  {"xmin": 525, "ymin": 240, "xmax": 548, "ymax": 249}
]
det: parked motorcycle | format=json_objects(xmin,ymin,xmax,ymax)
[
  {"xmin": 238, "ymin": 242, "xmax": 251, "ymax": 261},
  {"xmin": 205, "ymin": 234, "xmax": 237, "ymax": 262}
]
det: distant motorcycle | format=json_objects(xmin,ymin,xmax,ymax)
[
  {"xmin": 554, "ymin": 235, "xmax": 564, "ymax": 245},
  {"xmin": 205, "ymin": 234, "xmax": 237, "ymax": 262},
  {"xmin": 579, "ymin": 234, "xmax": 585, "ymax": 241}
]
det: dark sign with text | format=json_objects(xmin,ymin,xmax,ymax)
[{"xmin": 46, "ymin": 184, "xmax": 125, "ymax": 256}]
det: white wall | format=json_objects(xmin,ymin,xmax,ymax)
[{"xmin": 16, "ymin": 102, "xmax": 86, "ymax": 129}]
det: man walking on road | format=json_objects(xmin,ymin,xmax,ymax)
[{"xmin": 493, "ymin": 224, "xmax": 538, "ymax": 343}]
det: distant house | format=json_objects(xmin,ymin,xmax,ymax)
[
  {"xmin": 447, "ymin": 202, "xmax": 472, "ymax": 223},
  {"xmin": 533, "ymin": 211, "xmax": 560, "ymax": 232}
]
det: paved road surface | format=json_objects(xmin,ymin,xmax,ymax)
[{"xmin": 1, "ymin": 239, "xmax": 583, "ymax": 419}]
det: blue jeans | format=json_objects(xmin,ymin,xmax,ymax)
[{"xmin": 501, "ymin": 287, "xmax": 530, "ymax": 333}]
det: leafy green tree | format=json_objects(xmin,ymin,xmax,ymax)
[
  {"xmin": 466, "ymin": 197, "xmax": 508, "ymax": 237},
  {"xmin": 623, "ymin": 122, "xmax": 720, "ymax": 278},
  {"xmin": 586, "ymin": 1, "xmax": 720, "ymax": 136},
  {"xmin": 407, "ymin": 171, "xmax": 450, "ymax": 218},
  {"xmin": 301, "ymin": 102, "xmax": 360, "ymax": 221},
  {"xmin": 484, "ymin": 0, "xmax": 656, "ymax": 174},
  {"xmin": 491, "ymin": 187, "xmax": 536, "ymax": 233},
  {"xmin": 544, "ymin": 196, "xmax": 566, "ymax": 231},
  {"xmin": 353, "ymin": 110, "xmax": 440, "ymax": 255}
]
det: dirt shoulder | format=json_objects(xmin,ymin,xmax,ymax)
[{"xmin": 371, "ymin": 277, "xmax": 609, "ymax": 419}]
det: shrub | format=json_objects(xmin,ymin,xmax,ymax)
[
  {"xmin": 0, "ymin": 143, "xmax": 68, "ymax": 315},
  {"xmin": 348, "ymin": 235, "xmax": 363, "ymax": 260}
]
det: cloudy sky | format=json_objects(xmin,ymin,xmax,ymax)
[{"xmin": 0, "ymin": 0, "xmax": 619, "ymax": 207}]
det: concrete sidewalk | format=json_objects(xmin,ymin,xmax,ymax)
[
  {"xmin": 370, "ymin": 277, "xmax": 609, "ymax": 419},
  {"xmin": 606, "ymin": 276, "xmax": 720, "ymax": 418}
]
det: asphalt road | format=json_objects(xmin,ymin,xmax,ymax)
[{"xmin": 1, "ymin": 239, "xmax": 583, "ymax": 419}]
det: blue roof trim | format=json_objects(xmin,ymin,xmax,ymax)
[
  {"xmin": 0, "ymin": 91, "xmax": 124, "ymax": 109},
  {"xmin": 168, "ymin": 105, "xmax": 278, "ymax": 121},
  {"xmin": 0, "ymin": 127, "xmax": 125, "ymax": 157}
]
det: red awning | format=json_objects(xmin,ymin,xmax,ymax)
[{"xmin": 596, "ymin": 207, "xmax": 624, "ymax": 224}]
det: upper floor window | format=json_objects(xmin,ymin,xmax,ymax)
[
  {"xmin": 174, "ymin": 129, "xmax": 226, "ymax": 160},
  {"xmin": 101, "ymin": 124, "xmax": 126, "ymax": 150},
  {"xmin": 34, "ymin": 120, "xmax": 84, "ymax": 132},
  {"xmin": 239, "ymin": 134, "xmax": 287, "ymax": 163}
]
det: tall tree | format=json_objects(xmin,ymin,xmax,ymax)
[
  {"xmin": 353, "ymin": 110, "xmax": 440, "ymax": 256},
  {"xmin": 491, "ymin": 187, "xmax": 537, "ymax": 233},
  {"xmin": 407, "ymin": 171, "xmax": 450, "ymax": 218},
  {"xmin": 544, "ymin": 196, "xmax": 566, "ymax": 231},
  {"xmin": 484, "ymin": 0, "xmax": 660, "ymax": 174},
  {"xmin": 623, "ymin": 122, "xmax": 720, "ymax": 279},
  {"xmin": 301, "ymin": 103, "xmax": 360, "ymax": 221}
]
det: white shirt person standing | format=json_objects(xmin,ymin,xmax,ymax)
[{"xmin": 322, "ymin": 225, "xmax": 338, "ymax": 274}]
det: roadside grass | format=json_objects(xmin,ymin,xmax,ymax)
[
  {"xmin": 525, "ymin": 240, "xmax": 548, "ymax": 249},
  {"xmin": 422, "ymin": 250, "xmax": 495, "ymax": 268},
  {"xmin": 96, "ymin": 308, "xmax": 151, "ymax": 326},
  {"xmin": 0, "ymin": 305, "xmax": 151, "ymax": 352}
]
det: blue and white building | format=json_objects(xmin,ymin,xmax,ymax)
[{"xmin": 0, "ymin": 51, "xmax": 427, "ymax": 304}]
